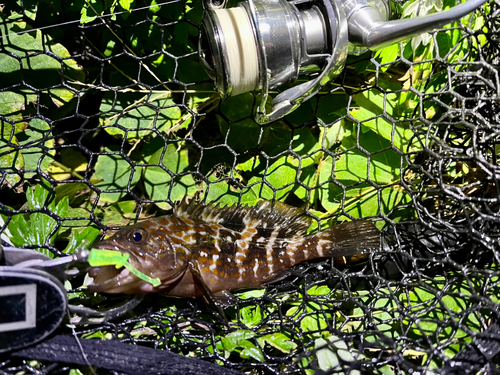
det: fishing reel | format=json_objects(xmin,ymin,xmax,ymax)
[{"xmin": 199, "ymin": 0, "xmax": 487, "ymax": 124}]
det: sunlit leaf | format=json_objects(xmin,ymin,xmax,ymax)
[
  {"xmin": 92, "ymin": 146, "xmax": 141, "ymax": 203},
  {"xmin": 257, "ymin": 333, "xmax": 297, "ymax": 354},
  {"xmin": 19, "ymin": 119, "xmax": 55, "ymax": 179},
  {"xmin": 247, "ymin": 156, "xmax": 299, "ymax": 201},
  {"xmin": 351, "ymin": 89, "xmax": 415, "ymax": 152},
  {"xmin": 143, "ymin": 142, "xmax": 196, "ymax": 209},
  {"xmin": 99, "ymin": 93, "xmax": 181, "ymax": 141},
  {"xmin": 0, "ymin": 127, "xmax": 23, "ymax": 187},
  {"xmin": 8, "ymin": 185, "xmax": 68, "ymax": 256},
  {"xmin": 64, "ymin": 226, "xmax": 100, "ymax": 254}
]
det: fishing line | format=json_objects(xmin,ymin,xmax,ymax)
[
  {"xmin": 213, "ymin": 8, "xmax": 259, "ymax": 96},
  {"xmin": 68, "ymin": 315, "xmax": 98, "ymax": 375},
  {"xmin": 0, "ymin": 0, "xmax": 180, "ymax": 39}
]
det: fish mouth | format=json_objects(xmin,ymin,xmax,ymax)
[
  {"xmin": 87, "ymin": 246, "xmax": 154, "ymax": 293},
  {"xmin": 87, "ymin": 241, "xmax": 185, "ymax": 294},
  {"xmin": 88, "ymin": 265, "xmax": 143, "ymax": 294}
]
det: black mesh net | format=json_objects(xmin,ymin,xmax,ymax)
[{"xmin": 0, "ymin": 0, "xmax": 499, "ymax": 373}]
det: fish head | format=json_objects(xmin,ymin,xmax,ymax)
[{"xmin": 87, "ymin": 221, "xmax": 190, "ymax": 294}]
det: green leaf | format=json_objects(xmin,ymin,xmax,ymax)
[
  {"xmin": 204, "ymin": 181, "xmax": 246, "ymax": 206},
  {"xmin": 217, "ymin": 95, "xmax": 269, "ymax": 153},
  {"xmin": 119, "ymin": 0, "xmax": 134, "ymax": 11},
  {"xmin": 0, "ymin": 212, "xmax": 13, "ymax": 244},
  {"xmin": 316, "ymin": 94, "xmax": 349, "ymax": 125},
  {"xmin": 435, "ymin": 32, "xmax": 452, "ymax": 58},
  {"xmin": 0, "ymin": 126, "xmax": 24, "ymax": 187},
  {"xmin": 237, "ymin": 289, "xmax": 266, "ymax": 300},
  {"xmin": 8, "ymin": 185, "xmax": 69, "ymax": 256},
  {"xmin": 310, "ymin": 121, "xmax": 406, "ymax": 213},
  {"xmin": 48, "ymin": 148, "xmax": 88, "ymax": 181},
  {"xmin": 149, "ymin": 0, "xmax": 161, "ymax": 13},
  {"xmin": 401, "ymin": 0, "xmax": 443, "ymax": 53},
  {"xmin": 0, "ymin": 17, "xmax": 84, "ymax": 117},
  {"xmin": 28, "ymin": 183, "xmax": 49, "ymax": 210},
  {"xmin": 53, "ymin": 196, "xmax": 69, "ymax": 221},
  {"xmin": 240, "ymin": 305, "xmax": 262, "ymax": 328},
  {"xmin": 97, "ymin": 200, "xmax": 136, "ymax": 227},
  {"xmin": 55, "ymin": 182, "xmax": 90, "ymax": 204},
  {"xmin": 80, "ymin": 0, "xmax": 104, "ymax": 24},
  {"xmin": 173, "ymin": 22, "xmax": 198, "ymax": 53},
  {"xmin": 62, "ymin": 207, "xmax": 93, "ymax": 228},
  {"xmin": 300, "ymin": 314, "xmax": 328, "ymax": 333},
  {"xmin": 319, "ymin": 119, "xmax": 348, "ymax": 150},
  {"xmin": 307, "ymin": 285, "xmax": 331, "ymax": 296},
  {"xmin": 247, "ymin": 156, "xmax": 299, "ymax": 201},
  {"xmin": 315, "ymin": 336, "xmax": 363, "ymax": 374},
  {"xmin": 292, "ymin": 165, "xmax": 318, "ymax": 204},
  {"xmin": 283, "ymin": 97, "xmax": 316, "ymax": 126},
  {"xmin": 287, "ymin": 304, "xmax": 328, "ymax": 333},
  {"xmin": 202, "ymin": 165, "xmax": 259, "ymax": 206},
  {"xmin": 240, "ymin": 345, "xmax": 265, "ymax": 362},
  {"xmin": 375, "ymin": 44, "xmax": 400, "ymax": 70},
  {"xmin": 8, "ymin": 214, "xmax": 29, "ymax": 245},
  {"xmin": 82, "ymin": 330, "xmax": 112, "ymax": 340},
  {"xmin": 143, "ymin": 142, "xmax": 196, "ymax": 209},
  {"xmin": 64, "ymin": 226, "xmax": 100, "ymax": 254},
  {"xmin": 104, "ymin": 39, "xmax": 116, "ymax": 57},
  {"xmin": 351, "ymin": 89, "xmax": 415, "ymax": 152},
  {"xmin": 0, "ymin": 92, "xmax": 28, "ymax": 123},
  {"xmin": 99, "ymin": 93, "xmax": 181, "ymax": 141},
  {"xmin": 398, "ymin": 275, "xmax": 484, "ymax": 342},
  {"xmin": 316, "ymin": 158, "xmax": 341, "ymax": 212},
  {"xmin": 92, "ymin": 146, "xmax": 141, "ymax": 203},
  {"xmin": 263, "ymin": 127, "xmax": 321, "ymax": 168},
  {"xmin": 315, "ymin": 337, "xmax": 341, "ymax": 372},
  {"xmin": 332, "ymin": 185, "xmax": 412, "ymax": 225},
  {"xmin": 218, "ymin": 330, "xmax": 264, "ymax": 361},
  {"xmin": 0, "ymin": 18, "xmax": 84, "ymax": 106},
  {"xmin": 221, "ymin": 330, "xmax": 256, "ymax": 351},
  {"xmin": 334, "ymin": 131, "xmax": 402, "ymax": 185},
  {"xmin": 18, "ymin": 119, "xmax": 55, "ymax": 178},
  {"xmin": 258, "ymin": 333, "xmax": 297, "ymax": 354},
  {"xmin": 0, "ymin": 54, "xmax": 21, "ymax": 74}
]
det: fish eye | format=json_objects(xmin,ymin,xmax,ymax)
[{"xmin": 131, "ymin": 229, "xmax": 146, "ymax": 243}]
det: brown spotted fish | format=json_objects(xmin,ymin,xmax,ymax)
[{"xmin": 88, "ymin": 200, "xmax": 380, "ymax": 297}]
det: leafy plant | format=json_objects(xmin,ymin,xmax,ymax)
[
  {"xmin": 2, "ymin": 184, "xmax": 100, "ymax": 256},
  {"xmin": 0, "ymin": 10, "xmax": 83, "ymax": 187}
]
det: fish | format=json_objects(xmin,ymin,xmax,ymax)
[{"xmin": 88, "ymin": 199, "xmax": 380, "ymax": 297}]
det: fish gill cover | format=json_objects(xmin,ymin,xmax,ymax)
[{"xmin": 0, "ymin": 0, "xmax": 499, "ymax": 373}]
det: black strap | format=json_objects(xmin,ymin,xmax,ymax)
[
  {"xmin": 11, "ymin": 334, "xmax": 243, "ymax": 375},
  {"xmin": 11, "ymin": 326, "xmax": 500, "ymax": 374},
  {"xmin": 440, "ymin": 322, "xmax": 500, "ymax": 375}
]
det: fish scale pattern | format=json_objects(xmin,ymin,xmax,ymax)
[{"xmin": 0, "ymin": 0, "xmax": 499, "ymax": 373}]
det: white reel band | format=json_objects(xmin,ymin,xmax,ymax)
[{"xmin": 214, "ymin": 8, "xmax": 260, "ymax": 96}]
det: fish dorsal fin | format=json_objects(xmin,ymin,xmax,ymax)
[{"xmin": 175, "ymin": 199, "xmax": 312, "ymax": 236}]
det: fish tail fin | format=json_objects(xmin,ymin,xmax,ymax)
[{"xmin": 312, "ymin": 221, "xmax": 380, "ymax": 258}]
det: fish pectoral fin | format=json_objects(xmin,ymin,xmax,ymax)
[{"xmin": 188, "ymin": 261, "xmax": 229, "ymax": 324}]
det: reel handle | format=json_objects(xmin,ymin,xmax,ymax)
[{"xmin": 199, "ymin": 0, "xmax": 487, "ymax": 123}]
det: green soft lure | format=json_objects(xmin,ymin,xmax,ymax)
[{"xmin": 88, "ymin": 249, "xmax": 161, "ymax": 287}]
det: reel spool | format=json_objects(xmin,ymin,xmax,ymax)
[{"xmin": 199, "ymin": 0, "xmax": 487, "ymax": 124}]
